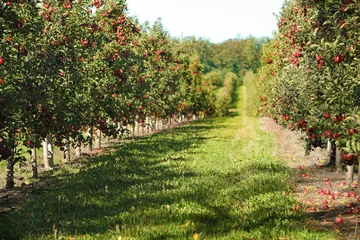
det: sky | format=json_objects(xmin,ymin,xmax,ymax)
[{"xmin": 126, "ymin": 0, "xmax": 285, "ymax": 43}]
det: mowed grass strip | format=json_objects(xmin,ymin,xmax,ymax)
[{"xmin": 0, "ymin": 87, "xmax": 336, "ymax": 240}]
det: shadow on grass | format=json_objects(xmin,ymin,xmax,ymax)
[
  {"xmin": 0, "ymin": 116, "xmax": 333, "ymax": 239},
  {"xmin": 0, "ymin": 118, "xmax": 230, "ymax": 239}
]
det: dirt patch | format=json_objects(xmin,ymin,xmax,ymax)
[{"xmin": 260, "ymin": 117, "xmax": 360, "ymax": 240}]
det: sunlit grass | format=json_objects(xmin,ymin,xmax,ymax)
[{"xmin": 0, "ymin": 86, "xmax": 337, "ymax": 240}]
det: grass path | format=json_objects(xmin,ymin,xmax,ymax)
[{"xmin": 0, "ymin": 87, "xmax": 337, "ymax": 239}]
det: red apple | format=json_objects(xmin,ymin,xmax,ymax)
[
  {"xmin": 354, "ymin": 207, "xmax": 360, "ymax": 213},
  {"xmin": 0, "ymin": 57, "xmax": 4, "ymax": 65},
  {"xmin": 322, "ymin": 199, "xmax": 328, "ymax": 205},
  {"xmin": 335, "ymin": 216, "xmax": 344, "ymax": 224},
  {"xmin": 349, "ymin": 192, "xmax": 357, "ymax": 198},
  {"xmin": 333, "ymin": 54, "xmax": 342, "ymax": 63},
  {"xmin": 343, "ymin": 192, "xmax": 350, "ymax": 197},
  {"xmin": 310, "ymin": 206, "xmax": 317, "ymax": 211},
  {"xmin": 323, "ymin": 205, "xmax": 329, "ymax": 210},
  {"xmin": 323, "ymin": 113, "xmax": 330, "ymax": 119},
  {"xmin": 349, "ymin": 129, "xmax": 355, "ymax": 135}
]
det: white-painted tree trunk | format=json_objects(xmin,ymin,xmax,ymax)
[
  {"xmin": 64, "ymin": 133, "xmax": 71, "ymax": 162},
  {"xmin": 47, "ymin": 134, "xmax": 54, "ymax": 168},
  {"xmin": 326, "ymin": 140, "xmax": 331, "ymax": 161},
  {"xmin": 136, "ymin": 120, "xmax": 140, "ymax": 136},
  {"xmin": 346, "ymin": 164, "xmax": 354, "ymax": 185},
  {"xmin": 335, "ymin": 147, "xmax": 343, "ymax": 172},
  {"xmin": 75, "ymin": 142, "xmax": 81, "ymax": 159},
  {"xmin": 43, "ymin": 134, "xmax": 54, "ymax": 170},
  {"xmin": 43, "ymin": 137, "xmax": 49, "ymax": 171}
]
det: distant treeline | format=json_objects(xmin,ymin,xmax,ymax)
[{"xmin": 182, "ymin": 36, "xmax": 267, "ymax": 84}]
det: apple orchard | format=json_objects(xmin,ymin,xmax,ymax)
[
  {"xmin": 259, "ymin": 0, "xmax": 360, "ymax": 189},
  {"xmin": 0, "ymin": 1, "xmax": 217, "ymax": 189}
]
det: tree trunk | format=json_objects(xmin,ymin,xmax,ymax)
[
  {"xmin": 88, "ymin": 126, "xmax": 93, "ymax": 152},
  {"xmin": 146, "ymin": 116, "xmax": 149, "ymax": 135},
  {"xmin": 47, "ymin": 134, "xmax": 54, "ymax": 168},
  {"xmin": 43, "ymin": 137, "xmax": 50, "ymax": 171},
  {"xmin": 64, "ymin": 133, "xmax": 71, "ymax": 162},
  {"xmin": 335, "ymin": 147, "xmax": 343, "ymax": 172},
  {"xmin": 5, "ymin": 154, "xmax": 15, "ymax": 189},
  {"xmin": 326, "ymin": 140, "xmax": 331, "ymax": 161},
  {"xmin": 30, "ymin": 147, "xmax": 38, "ymax": 179},
  {"xmin": 132, "ymin": 121, "xmax": 135, "ymax": 139},
  {"xmin": 96, "ymin": 128, "xmax": 102, "ymax": 150},
  {"xmin": 136, "ymin": 120, "xmax": 140, "ymax": 136},
  {"xmin": 346, "ymin": 164, "xmax": 354, "ymax": 186},
  {"xmin": 159, "ymin": 118, "xmax": 162, "ymax": 130},
  {"xmin": 75, "ymin": 132, "xmax": 81, "ymax": 159}
]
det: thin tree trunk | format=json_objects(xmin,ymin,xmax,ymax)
[
  {"xmin": 47, "ymin": 134, "xmax": 54, "ymax": 168},
  {"xmin": 346, "ymin": 164, "xmax": 354, "ymax": 185},
  {"xmin": 43, "ymin": 137, "xmax": 50, "ymax": 171},
  {"xmin": 96, "ymin": 128, "xmax": 102, "ymax": 150},
  {"xmin": 326, "ymin": 140, "xmax": 331, "ymax": 161},
  {"xmin": 75, "ymin": 131, "xmax": 82, "ymax": 159},
  {"xmin": 335, "ymin": 147, "xmax": 343, "ymax": 172},
  {"xmin": 30, "ymin": 147, "xmax": 38, "ymax": 178},
  {"xmin": 159, "ymin": 118, "xmax": 162, "ymax": 130},
  {"xmin": 132, "ymin": 121, "xmax": 135, "ymax": 139},
  {"xmin": 136, "ymin": 120, "xmax": 140, "ymax": 136},
  {"xmin": 146, "ymin": 116, "xmax": 149, "ymax": 135},
  {"xmin": 64, "ymin": 133, "xmax": 70, "ymax": 162},
  {"xmin": 5, "ymin": 154, "xmax": 15, "ymax": 189},
  {"xmin": 88, "ymin": 126, "xmax": 93, "ymax": 152}
]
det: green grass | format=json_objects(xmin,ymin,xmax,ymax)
[{"xmin": 0, "ymin": 87, "xmax": 337, "ymax": 240}]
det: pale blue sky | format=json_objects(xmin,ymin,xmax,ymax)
[{"xmin": 126, "ymin": 0, "xmax": 285, "ymax": 43}]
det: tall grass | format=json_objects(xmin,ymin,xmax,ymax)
[{"xmin": 242, "ymin": 70, "xmax": 260, "ymax": 117}]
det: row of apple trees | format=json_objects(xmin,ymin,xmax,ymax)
[
  {"xmin": 0, "ymin": 0, "xmax": 215, "ymax": 189},
  {"xmin": 258, "ymin": 0, "xmax": 360, "ymax": 186}
]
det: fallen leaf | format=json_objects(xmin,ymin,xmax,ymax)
[{"xmin": 193, "ymin": 233, "xmax": 199, "ymax": 240}]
